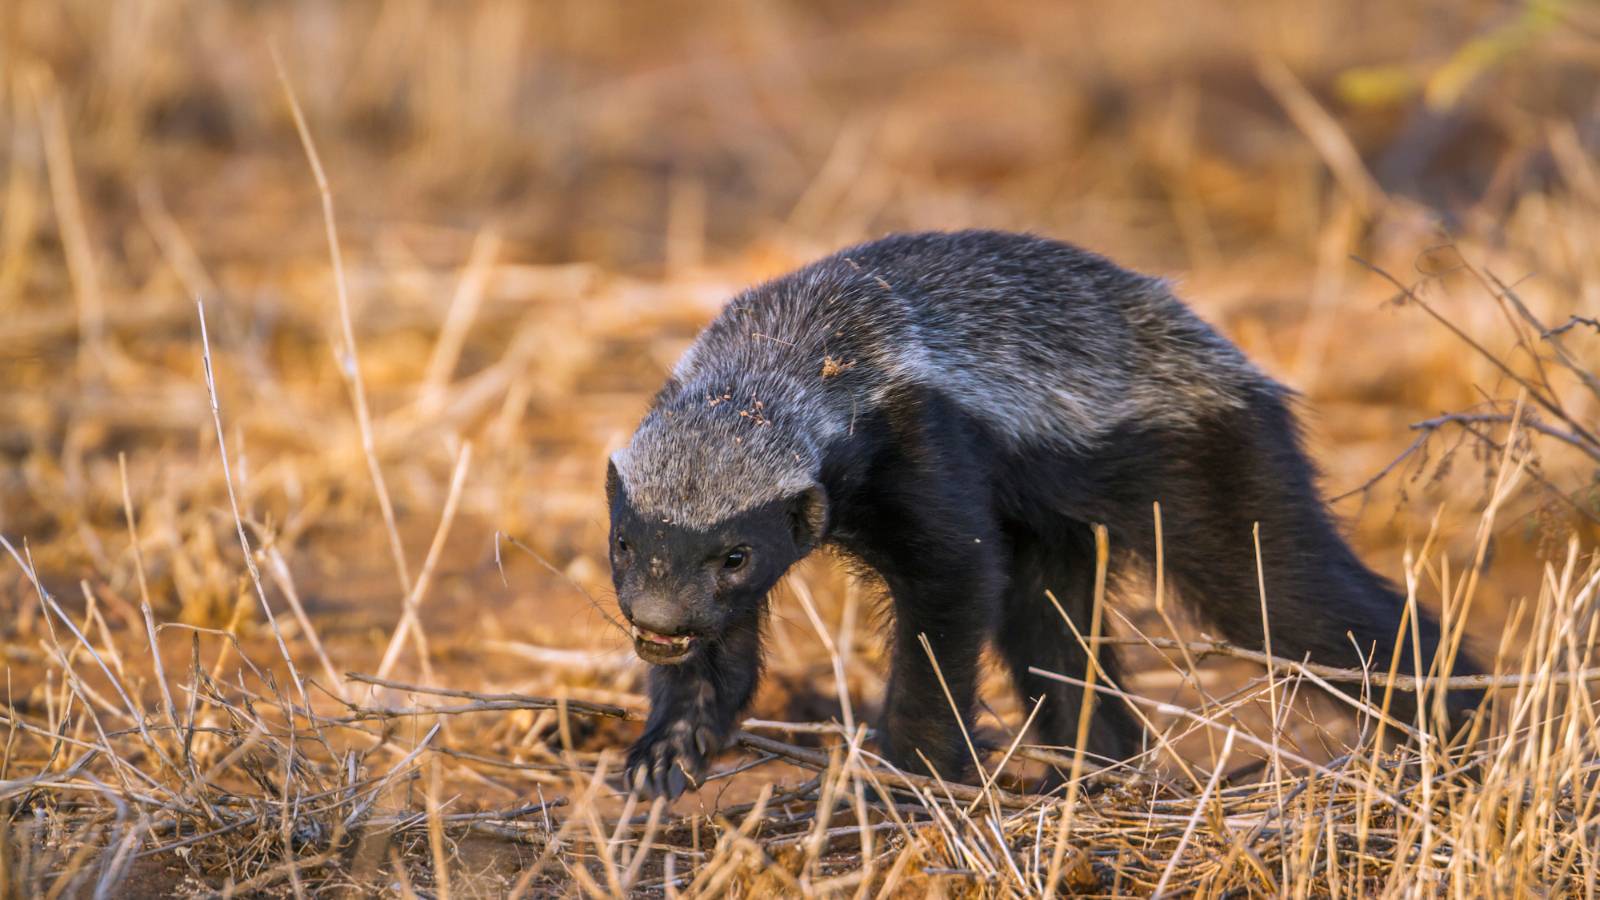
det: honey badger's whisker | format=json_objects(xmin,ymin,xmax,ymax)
[{"xmin": 499, "ymin": 533, "xmax": 631, "ymax": 637}]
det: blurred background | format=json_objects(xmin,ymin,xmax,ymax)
[{"xmin": 2, "ymin": 0, "xmax": 1598, "ymax": 771}]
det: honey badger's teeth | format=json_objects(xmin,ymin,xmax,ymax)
[{"xmin": 630, "ymin": 625, "xmax": 696, "ymax": 649}]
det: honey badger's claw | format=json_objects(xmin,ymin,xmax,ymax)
[{"xmin": 625, "ymin": 725, "xmax": 708, "ymax": 800}]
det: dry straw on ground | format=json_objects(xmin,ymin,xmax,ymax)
[{"xmin": 3, "ymin": 1, "xmax": 1600, "ymax": 896}]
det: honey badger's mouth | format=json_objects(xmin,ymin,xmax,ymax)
[{"xmin": 629, "ymin": 625, "xmax": 698, "ymax": 664}]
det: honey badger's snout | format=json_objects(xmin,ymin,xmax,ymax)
[
  {"xmin": 621, "ymin": 593, "xmax": 701, "ymax": 665},
  {"xmin": 623, "ymin": 593, "xmax": 690, "ymax": 636}
]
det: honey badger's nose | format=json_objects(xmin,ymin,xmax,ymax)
[{"xmin": 627, "ymin": 595, "xmax": 690, "ymax": 637}]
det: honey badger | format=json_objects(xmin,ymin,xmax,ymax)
[{"xmin": 606, "ymin": 229, "xmax": 1480, "ymax": 798}]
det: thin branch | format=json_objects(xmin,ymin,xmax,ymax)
[
  {"xmin": 735, "ymin": 732, "xmax": 1041, "ymax": 811},
  {"xmin": 1411, "ymin": 412, "xmax": 1600, "ymax": 465},
  {"xmin": 270, "ymin": 43, "xmax": 413, "ymax": 598},
  {"xmin": 1354, "ymin": 255, "xmax": 1600, "ymax": 451},
  {"xmin": 1543, "ymin": 314, "xmax": 1600, "ymax": 337},
  {"xmin": 1106, "ymin": 635, "xmax": 1600, "ymax": 690},
  {"xmin": 343, "ymin": 672, "xmax": 638, "ymax": 721},
  {"xmin": 196, "ymin": 299, "xmax": 314, "ymax": 719}
]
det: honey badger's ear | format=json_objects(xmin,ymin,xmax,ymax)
[
  {"xmin": 605, "ymin": 458, "xmax": 623, "ymax": 504},
  {"xmin": 788, "ymin": 485, "xmax": 828, "ymax": 554}
]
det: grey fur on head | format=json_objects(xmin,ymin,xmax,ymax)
[
  {"xmin": 610, "ymin": 369, "xmax": 825, "ymax": 528},
  {"xmin": 612, "ymin": 230, "xmax": 1264, "ymax": 529}
]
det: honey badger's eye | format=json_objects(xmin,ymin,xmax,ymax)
[
  {"xmin": 615, "ymin": 535, "xmax": 629, "ymax": 554},
  {"xmin": 722, "ymin": 547, "xmax": 750, "ymax": 570}
]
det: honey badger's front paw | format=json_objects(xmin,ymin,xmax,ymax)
[{"xmin": 625, "ymin": 719, "xmax": 727, "ymax": 800}]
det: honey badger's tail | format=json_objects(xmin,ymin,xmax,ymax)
[{"xmin": 1063, "ymin": 382, "xmax": 1483, "ymax": 735}]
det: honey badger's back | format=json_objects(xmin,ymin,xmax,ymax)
[{"xmin": 671, "ymin": 230, "xmax": 1266, "ymax": 454}]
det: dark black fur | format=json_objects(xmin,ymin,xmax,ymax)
[{"xmin": 606, "ymin": 230, "xmax": 1482, "ymax": 798}]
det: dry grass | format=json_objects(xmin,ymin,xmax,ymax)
[{"xmin": 3, "ymin": 0, "xmax": 1600, "ymax": 896}]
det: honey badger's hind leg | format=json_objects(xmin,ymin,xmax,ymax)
[
  {"xmin": 1068, "ymin": 385, "xmax": 1485, "ymax": 738},
  {"xmin": 995, "ymin": 518, "xmax": 1144, "ymax": 778}
]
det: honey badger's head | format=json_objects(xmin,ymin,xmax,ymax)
[{"xmin": 606, "ymin": 392, "xmax": 828, "ymax": 664}]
